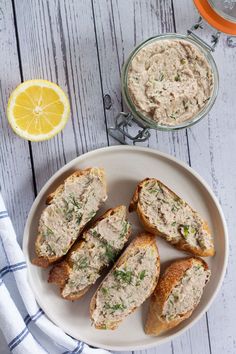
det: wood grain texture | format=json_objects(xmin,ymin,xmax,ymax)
[
  {"xmin": 0, "ymin": 0, "xmax": 35, "ymax": 243},
  {"xmin": 14, "ymin": 0, "xmax": 109, "ymax": 191},
  {"xmin": 0, "ymin": 0, "xmax": 234, "ymax": 353},
  {"xmin": 92, "ymin": 1, "xmax": 210, "ymax": 353},
  {"xmin": 92, "ymin": 0, "xmax": 190, "ymax": 161},
  {"xmin": 173, "ymin": 1, "xmax": 236, "ymax": 353}
]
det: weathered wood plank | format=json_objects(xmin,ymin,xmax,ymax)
[
  {"xmin": 3, "ymin": 0, "xmax": 233, "ymax": 353},
  {"xmin": 92, "ymin": 1, "xmax": 210, "ymax": 353},
  {"xmin": 92, "ymin": 0, "xmax": 189, "ymax": 162},
  {"xmin": 0, "ymin": 0, "xmax": 35, "ymax": 241},
  {"xmin": 14, "ymin": 0, "xmax": 108, "ymax": 191},
  {"xmin": 173, "ymin": 1, "xmax": 236, "ymax": 353}
]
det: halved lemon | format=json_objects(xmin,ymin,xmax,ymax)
[{"xmin": 7, "ymin": 80, "xmax": 70, "ymax": 141}]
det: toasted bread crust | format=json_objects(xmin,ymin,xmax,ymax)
[
  {"xmin": 145, "ymin": 257, "xmax": 209, "ymax": 335},
  {"xmin": 48, "ymin": 205, "xmax": 131, "ymax": 301},
  {"xmin": 90, "ymin": 233, "xmax": 160, "ymax": 330},
  {"xmin": 48, "ymin": 261, "xmax": 70, "ymax": 286},
  {"xmin": 33, "ymin": 168, "xmax": 107, "ymax": 268},
  {"xmin": 129, "ymin": 178, "xmax": 215, "ymax": 257}
]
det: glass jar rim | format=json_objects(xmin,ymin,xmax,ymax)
[{"xmin": 121, "ymin": 33, "xmax": 219, "ymax": 131}]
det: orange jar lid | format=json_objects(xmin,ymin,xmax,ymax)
[{"xmin": 194, "ymin": 0, "xmax": 236, "ymax": 34}]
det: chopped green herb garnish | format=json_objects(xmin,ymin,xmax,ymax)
[
  {"xmin": 139, "ymin": 270, "xmax": 146, "ymax": 280},
  {"xmin": 148, "ymin": 188, "xmax": 160, "ymax": 194},
  {"xmin": 104, "ymin": 302, "xmax": 126, "ymax": 312},
  {"xmin": 76, "ymin": 256, "xmax": 88, "ymax": 269},
  {"xmin": 87, "ymin": 210, "xmax": 96, "ymax": 220},
  {"xmin": 64, "ymin": 209, "xmax": 73, "ymax": 222},
  {"xmin": 46, "ymin": 244, "xmax": 55, "ymax": 255},
  {"xmin": 68, "ymin": 279, "xmax": 76, "ymax": 286},
  {"xmin": 180, "ymin": 58, "xmax": 186, "ymax": 65},
  {"xmin": 63, "ymin": 194, "xmax": 83, "ymax": 223},
  {"xmin": 170, "ymin": 114, "xmax": 177, "ymax": 120},
  {"xmin": 195, "ymin": 265, "xmax": 202, "ymax": 270},
  {"xmin": 43, "ymin": 226, "xmax": 54, "ymax": 238},
  {"xmin": 46, "ymin": 226, "xmax": 53, "ymax": 234},
  {"xmin": 171, "ymin": 205, "xmax": 179, "ymax": 212},
  {"xmin": 111, "ymin": 303, "xmax": 126, "ymax": 311},
  {"xmin": 183, "ymin": 225, "xmax": 189, "ymax": 237},
  {"xmin": 91, "ymin": 229, "xmax": 99, "ymax": 237},
  {"xmin": 69, "ymin": 194, "xmax": 82, "ymax": 209},
  {"xmin": 114, "ymin": 269, "xmax": 133, "ymax": 284},
  {"xmin": 159, "ymin": 73, "xmax": 164, "ymax": 81},
  {"xmin": 171, "ymin": 221, "xmax": 177, "ymax": 226},
  {"xmin": 120, "ymin": 221, "xmax": 129, "ymax": 238},
  {"xmin": 100, "ymin": 324, "xmax": 107, "ymax": 330},
  {"xmin": 101, "ymin": 287, "xmax": 108, "ymax": 295},
  {"xmin": 104, "ymin": 244, "xmax": 117, "ymax": 263},
  {"xmin": 174, "ymin": 74, "xmax": 181, "ymax": 82},
  {"xmin": 76, "ymin": 213, "xmax": 82, "ymax": 225}
]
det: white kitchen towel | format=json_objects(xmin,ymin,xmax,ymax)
[{"xmin": 0, "ymin": 193, "xmax": 109, "ymax": 354}]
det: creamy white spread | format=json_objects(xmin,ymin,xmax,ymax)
[
  {"xmin": 128, "ymin": 39, "xmax": 213, "ymax": 126},
  {"xmin": 92, "ymin": 245, "xmax": 158, "ymax": 329},
  {"xmin": 162, "ymin": 264, "xmax": 211, "ymax": 321},
  {"xmin": 62, "ymin": 206, "xmax": 131, "ymax": 297},
  {"xmin": 140, "ymin": 180, "xmax": 214, "ymax": 251},
  {"xmin": 38, "ymin": 169, "xmax": 107, "ymax": 257}
]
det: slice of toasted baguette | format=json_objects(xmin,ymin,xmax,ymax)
[
  {"xmin": 32, "ymin": 167, "xmax": 107, "ymax": 268},
  {"xmin": 90, "ymin": 233, "xmax": 160, "ymax": 330},
  {"xmin": 129, "ymin": 178, "xmax": 215, "ymax": 257},
  {"xmin": 145, "ymin": 257, "xmax": 210, "ymax": 335},
  {"xmin": 48, "ymin": 205, "xmax": 131, "ymax": 300}
]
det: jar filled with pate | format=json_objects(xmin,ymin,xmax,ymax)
[
  {"xmin": 108, "ymin": 1, "xmax": 236, "ymax": 143},
  {"xmin": 125, "ymin": 36, "xmax": 216, "ymax": 128}
]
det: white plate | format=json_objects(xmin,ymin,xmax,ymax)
[{"xmin": 23, "ymin": 146, "xmax": 228, "ymax": 351}]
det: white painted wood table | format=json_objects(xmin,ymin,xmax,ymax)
[{"xmin": 0, "ymin": 1, "xmax": 235, "ymax": 353}]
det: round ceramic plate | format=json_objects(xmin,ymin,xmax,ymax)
[{"xmin": 23, "ymin": 146, "xmax": 228, "ymax": 351}]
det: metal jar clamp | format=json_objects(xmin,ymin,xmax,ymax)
[{"xmin": 108, "ymin": 17, "xmax": 220, "ymax": 144}]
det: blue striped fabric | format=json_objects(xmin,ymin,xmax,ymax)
[
  {"xmin": 0, "ymin": 192, "xmax": 109, "ymax": 354},
  {"xmin": 0, "ymin": 211, "xmax": 8, "ymax": 219},
  {"xmin": 63, "ymin": 341, "xmax": 84, "ymax": 354},
  {"xmin": 8, "ymin": 326, "xmax": 29, "ymax": 351},
  {"xmin": 7, "ymin": 309, "xmax": 45, "ymax": 351},
  {"xmin": 0, "ymin": 261, "xmax": 27, "ymax": 278},
  {"xmin": 24, "ymin": 308, "xmax": 44, "ymax": 326},
  {"xmin": 0, "ymin": 210, "xmax": 8, "ymax": 215}
]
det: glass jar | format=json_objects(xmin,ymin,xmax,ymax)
[
  {"xmin": 108, "ymin": 2, "xmax": 236, "ymax": 144},
  {"xmin": 122, "ymin": 34, "xmax": 219, "ymax": 132}
]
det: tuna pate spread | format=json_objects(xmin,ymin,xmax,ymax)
[
  {"xmin": 162, "ymin": 264, "xmax": 211, "ymax": 321},
  {"xmin": 92, "ymin": 245, "xmax": 158, "ymax": 328},
  {"xmin": 38, "ymin": 169, "xmax": 107, "ymax": 258},
  {"xmin": 139, "ymin": 179, "xmax": 214, "ymax": 252},
  {"xmin": 62, "ymin": 206, "xmax": 131, "ymax": 297},
  {"xmin": 127, "ymin": 39, "xmax": 213, "ymax": 126}
]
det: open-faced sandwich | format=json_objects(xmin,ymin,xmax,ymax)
[
  {"xmin": 129, "ymin": 178, "xmax": 215, "ymax": 257},
  {"xmin": 32, "ymin": 167, "xmax": 107, "ymax": 268},
  {"xmin": 90, "ymin": 233, "xmax": 160, "ymax": 330},
  {"xmin": 145, "ymin": 257, "xmax": 211, "ymax": 335},
  {"xmin": 48, "ymin": 205, "xmax": 131, "ymax": 300}
]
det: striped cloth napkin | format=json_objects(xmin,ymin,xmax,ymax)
[{"xmin": 0, "ymin": 192, "xmax": 109, "ymax": 354}]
